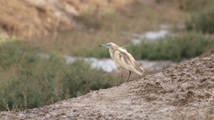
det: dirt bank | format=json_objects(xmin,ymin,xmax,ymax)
[
  {"xmin": 0, "ymin": 54, "xmax": 213, "ymax": 119},
  {"xmin": 0, "ymin": 0, "xmax": 133, "ymax": 37}
]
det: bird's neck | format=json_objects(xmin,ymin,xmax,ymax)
[{"xmin": 109, "ymin": 48, "xmax": 116, "ymax": 59}]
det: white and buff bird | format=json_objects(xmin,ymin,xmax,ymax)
[{"xmin": 99, "ymin": 42, "xmax": 144, "ymax": 83}]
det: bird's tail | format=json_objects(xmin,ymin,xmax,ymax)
[{"xmin": 133, "ymin": 61, "xmax": 144, "ymax": 76}]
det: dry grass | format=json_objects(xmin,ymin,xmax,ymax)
[
  {"xmin": 0, "ymin": 0, "xmax": 135, "ymax": 38},
  {"xmin": 205, "ymin": 89, "xmax": 214, "ymax": 102},
  {"xmin": 0, "ymin": 0, "xmax": 48, "ymax": 37},
  {"xmin": 0, "ymin": 0, "xmax": 73, "ymax": 37},
  {"xmin": 0, "ymin": 99, "xmax": 10, "ymax": 111}
]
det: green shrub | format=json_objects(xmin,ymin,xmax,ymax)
[
  {"xmin": 186, "ymin": 10, "xmax": 214, "ymax": 33},
  {"xmin": 128, "ymin": 32, "xmax": 214, "ymax": 62},
  {"xmin": 0, "ymin": 41, "xmax": 114, "ymax": 111}
]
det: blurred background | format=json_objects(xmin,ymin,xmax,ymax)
[{"xmin": 0, "ymin": 0, "xmax": 214, "ymax": 111}]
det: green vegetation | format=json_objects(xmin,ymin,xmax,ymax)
[
  {"xmin": 128, "ymin": 32, "xmax": 214, "ymax": 62},
  {"xmin": 75, "ymin": 44, "xmax": 109, "ymax": 58},
  {"xmin": 0, "ymin": 41, "xmax": 114, "ymax": 111},
  {"xmin": 186, "ymin": 10, "xmax": 214, "ymax": 33}
]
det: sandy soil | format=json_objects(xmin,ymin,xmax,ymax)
[{"xmin": 0, "ymin": 54, "xmax": 213, "ymax": 120}]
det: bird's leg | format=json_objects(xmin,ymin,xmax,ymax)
[
  {"xmin": 138, "ymin": 75, "xmax": 143, "ymax": 80},
  {"xmin": 116, "ymin": 68, "xmax": 123, "ymax": 85},
  {"xmin": 126, "ymin": 70, "xmax": 131, "ymax": 82},
  {"xmin": 139, "ymin": 75, "xmax": 143, "ymax": 79}
]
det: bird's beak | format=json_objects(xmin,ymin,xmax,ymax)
[{"xmin": 99, "ymin": 44, "xmax": 106, "ymax": 47}]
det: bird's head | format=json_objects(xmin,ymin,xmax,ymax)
[{"xmin": 99, "ymin": 42, "xmax": 118, "ymax": 49}]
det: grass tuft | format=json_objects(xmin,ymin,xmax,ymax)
[{"xmin": 185, "ymin": 10, "xmax": 214, "ymax": 34}]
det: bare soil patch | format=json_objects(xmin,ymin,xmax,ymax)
[{"xmin": 1, "ymin": 54, "xmax": 213, "ymax": 120}]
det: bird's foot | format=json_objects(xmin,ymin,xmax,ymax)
[
  {"xmin": 126, "ymin": 79, "xmax": 134, "ymax": 83},
  {"xmin": 116, "ymin": 82, "xmax": 122, "ymax": 86},
  {"xmin": 116, "ymin": 80, "xmax": 123, "ymax": 86}
]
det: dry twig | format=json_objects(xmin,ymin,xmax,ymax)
[{"xmin": 204, "ymin": 89, "xmax": 214, "ymax": 102}]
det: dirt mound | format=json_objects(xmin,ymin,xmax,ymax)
[
  {"xmin": 134, "ymin": 57, "xmax": 214, "ymax": 106},
  {"xmin": 0, "ymin": 54, "xmax": 214, "ymax": 119}
]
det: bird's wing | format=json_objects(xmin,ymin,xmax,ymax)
[
  {"xmin": 132, "ymin": 60, "xmax": 144, "ymax": 75},
  {"xmin": 112, "ymin": 49, "xmax": 144, "ymax": 76}
]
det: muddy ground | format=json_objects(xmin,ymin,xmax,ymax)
[{"xmin": 0, "ymin": 54, "xmax": 214, "ymax": 119}]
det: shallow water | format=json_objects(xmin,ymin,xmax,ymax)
[
  {"xmin": 131, "ymin": 25, "xmax": 169, "ymax": 45},
  {"xmin": 63, "ymin": 55, "xmax": 117, "ymax": 72},
  {"xmin": 39, "ymin": 53, "xmax": 176, "ymax": 73},
  {"xmin": 62, "ymin": 54, "xmax": 176, "ymax": 73}
]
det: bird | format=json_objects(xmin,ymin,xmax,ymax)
[{"xmin": 99, "ymin": 42, "xmax": 144, "ymax": 84}]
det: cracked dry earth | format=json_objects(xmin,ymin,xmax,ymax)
[{"xmin": 1, "ymin": 54, "xmax": 214, "ymax": 120}]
